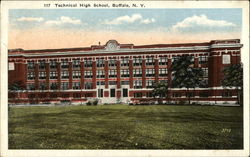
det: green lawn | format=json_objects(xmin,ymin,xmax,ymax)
[{"xmin": 8, "ymin": 105, "xmax": 243, "ymax": 149}]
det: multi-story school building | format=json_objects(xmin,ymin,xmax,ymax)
[{"xmin": 8, "ymin": 39, "xmax": 242, "ymax": 104}]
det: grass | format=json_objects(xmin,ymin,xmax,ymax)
[{"xmin": 8, "ymin": 105, "xmax": 243, "ymax": 149}]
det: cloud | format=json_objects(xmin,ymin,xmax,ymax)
[
  {"xmin": 44, "ymin": 16, "xmax": 81, "ymax": 26},
  {"xmin": 172, "ymin": 14, "xmax": 236, "ymax": 32},
  {"xmin": 104, "ymin": 14, "xmax": 156, "ymax": 25},
  {"xmin": 17, "ymin": 17, "xmax": 44, "ymax": 22},
  {"xmin": 141, "ymin": 18, "xmax": 156, "ymax": 24}
]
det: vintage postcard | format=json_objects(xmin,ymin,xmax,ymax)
[{"xmin": 1, "ymin": 1, "xmax": 249, "ymax": 157}]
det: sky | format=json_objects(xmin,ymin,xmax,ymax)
[{"xmin": 8, "ymin": 9, "xmax": 242, "ymax": 50}]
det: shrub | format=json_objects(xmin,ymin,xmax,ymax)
[
  {"xmin": 93, "ymin": 100, "xmax": 98, "ymax": 106},
  {"xmin": 178, "ymin": 101, "xmax": 187, "ymax": 105},
  {"xmin": 191, "ymin": 102, "xmax": 197, "ymax": 105},
  {"xmin": 86, "ymin": 101, "xmax": 92, "ymax": 106},
  {"xmin": 129, "ymin": 103, "xmax": 134, "ymax": 106}
]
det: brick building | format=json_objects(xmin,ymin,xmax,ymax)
[{"xmin": 8, "ymin": 39, "xmax": 242, "ymax": 104}]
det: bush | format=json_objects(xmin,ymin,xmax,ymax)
[
  {"xmin": 129, "ymin": 103, "xmax": 134, "ymax": 106},
  {"xmin": 178, "ymin": 101, "xmax": 187, "ymax": 105},
  {"xmin": 93, "ymin": 100, "xmax": 98, "ymax": 106},
  {"xmin": 191, "ymin": 102, "xmax": 197, "ymax": 105},
  {"xmin": 86, "ymin": 101, "xmax": 92, "ymax": 106}
]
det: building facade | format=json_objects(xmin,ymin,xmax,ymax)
[{"xmin": 8, "ymin": 39, "xmax": 242, "ymax": 104}]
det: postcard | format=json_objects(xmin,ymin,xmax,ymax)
[{"xmin": 1, "ymin": 1, "xmax": 249, "ymax": 157}]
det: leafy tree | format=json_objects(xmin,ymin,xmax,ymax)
[
  {"xmin": 171, "ymin": 55, "xmax": 204, "ymax": 104},
  {"xmin": 8, "ymin": 81, "xmax": 25, "ymax": 105},
  {"xmin": 222, "ymin": 63, "xmax": 243, "ymax": 105},
  {"xmin": 8, "ymin": 81, "xmax": 25, "ymax": 91},
  {"xmin": 151, "ymin": 81, "xmax": 168, "ymax": 104}
]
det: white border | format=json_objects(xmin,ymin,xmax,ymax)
[{"xmin": 1, "ymin": 1, "xmax": 249, "ymax": 157}]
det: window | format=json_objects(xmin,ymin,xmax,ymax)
[
  {"xmin": 110, "ymin": 89, "xmax": 116, "ymax": 97},
  {"xmin": 134, "ymin": 80, "xmax": 142, "ymax": 89},
  {"xmin": 173, "ymin": 92, "xmax": 181, "ymax": 97},
  {"xmin": 84, "ymin": 71, "xmax": 93, "ymax": 78},
  {"xmin": 222, "ymin": 91, "xmax": 232, "ymax": 97},
  {"xmin": 50, "ymin": 82, "xmax": 58, "ymax": 90},
  {"xmin": 27, "ymin": 72, "xmax": 35, "ymax": 80},
  {"xmin": 134, "ymin": 93, "xmax": 142, "ymax": 98},
  {"xmin": 186, "ymin": 92, "xmax": 194, "ymax": 97},
  {"xmin": 159, "ymin": 68, "xmax": 168, "ymax": 77},
  {"xmin": 84, "ymin": 59, "xmax": 92, "ymax": 68},
  {"xmin": 73, "ymin": 93, "xmax": 81, "ymax": 98},
  {"xmin": 97, "ymin": 59, "xmax": 105, "ymax": 67},
  {"xmin": 121, "ymin": 57, "xmax": 129, "ymax": 66},
  {"xmin": 97, "ymin": 81, "xmax": 105, "ymax": 85},
  {"xmin": 39, "ymin": 71, "xmax": 46, "ymax": 79},
  {"xmin": 223, "ymin": 55, "xmax": 231, "ymax": 64},
  {"xmin": 39, "ymin": 93, "xmax": 47, "ymax": 98},
  {"xmin": 199, "ymin": 92, "xmax": 209, "ymax": 97},
  {"xmin": 61, "ymin": 82, "xmax": 69, "ymax": 90},
  {"xmin": 50, "ymin": 60, "xmax": 57, "ymax": 69},
  {"xmin": 62, "ymin": 94, "xmax": 70, "ymax": 98},
  {"xmin": 159, "ymin": 56, "xmax": 168, "ymax": 65},
  {"xmin": 146, "ymin": 92, "xmax": 154, "ymax": 98},
  {"xmin": 61, "ymin": 71, "xmax": 69, "ymax": 79},
  {"xmin": 72, "ymin": 59, "xmax": 80, "ymax": 68},
  {"xmin": 61, "ymin": 60, "xmax": 69, "ymax": 69},
  {"xmin": 133, "ymin": 69, "xmax": 142, "ymax": 77},
  {"xmin": 109, "ymin": 81, "xmax": 117, "ymax": 85},
  {"xmin": 109, "ymin": 69, "xmax": 117, "ymax": 78},
  {"xmin": 50, "ymin": 71, "xmax": 57, "ymax": 79},
  {"xmin": 199, "ymin": 55, "xmax": 208, "ymax": 64},
  {"xmin": 85, "ymin": 93, "xmax": 93, "ymax": 97},
  {"xmin": 146, "ymin": 69, "xmax": 155, "ymax": 77},
  {"xmin": 39, "ymin": 82, "xmax": 46, "ymax": 90},
  {"xmin": 97, "ymin": 70, "xmax": 105, "ymax": 78},
  {"xmin": 27, "ymin": 61, "xmax": 35, "ymax": 69},
  {"xmin": 109, "ymin": 59, "xmax": 116, "ymax": 67},
  {"xmin": 73, "ymin": 71, "xmax": 81, "ymax": 79},
  {"xmin": 146, "ymin": 80, "xmax": 154, "ymax": 88},
  {"xmin": 121, "ymin": 81, "xmax": 129, "ymax": 85},
  {"xmin": 121, "ymin": 69, "xmax": 129, "ymax": 77},
  {"xmin": 98, "ymin": 89, "xmax": 103, "ymax": 97},
  {"xmin": 51, "ymin": 93, "xmax": 58, "ymax": 98},
  {"xmin": 202, "ymin": 68, "xmax": 208, "ymax": 78},
  {"xmin": 27, "ymin": 83, "xmax": 35, "ymax": 90},
  {"xmin": 28, "ymin": 94, "xmax": 36, "ymax": 98},
  {"xmin": 123, "ymin": 88, "xmax": 128, "ymax": 97},
  {"xmin": 133, "ymin": 57, "xmax": 142, "ymax": 66},
  {"xmin": 39, "ymin": 60, "xmax": 46, "ymax": 69},
  {"xmin": 85, "ymin": 82, "xmax": 93, "ymax": 89},
  {"xmin": 73, "ymin": 82, "xmax": 81, "ymax": 89},
  {"xmin": 146, "ymin": 57, "xmax": 154, "ymax": 66}
]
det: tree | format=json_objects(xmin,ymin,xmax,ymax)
[
  {"xmin": 171, "ymin": 56, "xmax": 204, "ymax": 104},
  {"xmin": 151, "ymin": 81, "xmax": 168, "ymax": 104},
  {"xmin": 8, "ymin": 81, "xmax": 26, "ymax": 104},
  {"xmin": 222, "ymin": 63, "xmax": 243, "ymax": 105},
  {"xmin": 8, "ymin": 81, "xmax": 25, "ymax": 91}
]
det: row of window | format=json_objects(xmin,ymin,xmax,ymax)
[
  {"xmin": 27, "ymin": 56, "xmax": 208, "ymax": 69},
  {"xmin": 17, "ymin": 91, "xmax": 233, "ymax": 99},
  {"xmin": 26, "ymin": 93, "xmax": 91, "ymax": 99},
  {"xmin": 133, "ymin": 91, "xmax": 232, "ymax": 98},
  {"xmin": 27, "ymin": 68, "xmax": 170, "ymax": 80},
  {"xmin": 26, "ymin": 79, "xmax": 159, "ymax": 90}
]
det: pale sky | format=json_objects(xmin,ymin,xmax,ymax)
[{"xmin": 9, "ymin": 9, "xmax": 242, "ymax": 50}]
